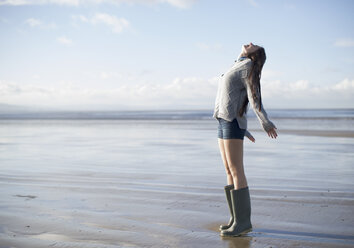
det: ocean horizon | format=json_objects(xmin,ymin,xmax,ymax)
[{"xmin": 1, "ymin": 108, "xmax": 353, "ymax": 136}]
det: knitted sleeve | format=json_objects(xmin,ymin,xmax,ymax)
[
  {"xmin": 242, "ymin": 66, "xmax": 276, "ymax": 132},
  {"xmin": 244, "ymin": 130, "xmax": 253, "ymax": 139}
]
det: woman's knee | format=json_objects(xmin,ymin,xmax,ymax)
[
  {"xmin": 225, "ymin": 166, "xmax": 232, "ymax": 177},
  {"xmin": 228, "ymin": 163, "xmax": 245, "ymax": 177}
]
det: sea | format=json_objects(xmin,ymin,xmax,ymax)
[{"xmin": 0, "ymin": 108, "xmax": 353, "ymax": 193}]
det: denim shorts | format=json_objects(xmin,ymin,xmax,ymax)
[{"xmin": 217, "ymin": 118, "xmax": 246, "ymax": 140}]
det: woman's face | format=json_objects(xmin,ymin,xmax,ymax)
[{"xmin": 242, "ymin": 42, "xmax": 260, "ymax": 55}]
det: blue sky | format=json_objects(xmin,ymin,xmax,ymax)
[{"xmin": 0, "ymin": 0, "xmax": 353, "ymax": 110}]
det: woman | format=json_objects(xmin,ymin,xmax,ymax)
[{"xmin": 213, "ymin": 42, "xmax": 278, "ymax": 237}]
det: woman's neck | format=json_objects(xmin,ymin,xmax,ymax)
[
  {"xmin": 239, "ymin": 52, "xmax": 247, "ymax": 58},
  {"xmin": 237, "ymin": 53, "xmax": 248, "ymax": 61}
]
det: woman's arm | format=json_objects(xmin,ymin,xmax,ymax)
[
  {"xmin": 245, "ymin": 130, "xmax": 255, "ymax": 142},
  {"xmin": 243, "ymin": 69, "xmax": 276, "ymax": 133}
]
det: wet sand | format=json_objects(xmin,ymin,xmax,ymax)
[
  {"xmin": 1, "ymin": 119, "xmax": 354, "ymax": 247},
  {"xmin": 1, "ymin": 171, "xmax": 354, "ymax": 247}
]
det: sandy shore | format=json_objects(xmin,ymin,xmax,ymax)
[{"xmin": 1, "ymin": 171, "xmax": 353, "ymax": 248}]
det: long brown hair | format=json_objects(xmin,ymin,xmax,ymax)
[{"xmin": 239, "ymin": 46, "xmax": 266, "ymax": 116}]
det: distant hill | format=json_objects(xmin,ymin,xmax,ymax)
[
  {"xmin": 0, "ymin": 103, "xmax": 31, "ymax": 112},
  {"xmin": 0, "ymin": 103, "xmax": 52, "ymax": 113}
]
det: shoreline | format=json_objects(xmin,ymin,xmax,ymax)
[{"xmin": 267, "ymin": 129, "xmax": 354, "ymax": 138}]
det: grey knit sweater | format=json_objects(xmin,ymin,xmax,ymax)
[{"xmin": 213, "ymin": 57, "xmax": 276, "ymax": 134}]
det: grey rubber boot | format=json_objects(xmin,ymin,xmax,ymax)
[
  {"xmin": 219, "ymin": 184, "xmax": 235, "ymax": 231},
  {"xmin": 220, "ymin": 187, "xmax": 252, "ymax": 237}
]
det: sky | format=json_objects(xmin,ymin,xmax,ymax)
[{"xmin": 0, "ymin": 0, "xmax": 353, "ymax": 110}]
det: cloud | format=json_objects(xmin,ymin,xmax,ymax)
[
  {"xmin": 0, "ymin": 80, "xmax": 51, "ymax": 95},
  {"xmin": 73, "ymin": 14, "xmax": 89, "ymax": 23},
  {"xmin": 247, "ymin": 0, "xmax": 259, "ymax": 7},
  {"xmin": 262, "ymin": 78, "xmax": 354, "ymax": 97},
  {"xmin": 261, "ymin": 69, "xmax": 283, "ymax": 80},
  {"xmin": 163, "ymin": 0, "xmax": 196, "ymax": 8},
  {"xmin": 24, "ymin": 18, "xmax": 42, "ymax": 27},
  {"xmin": 57, "ymin": 36, "xmax": 73, "ymax": 46},
  {"xmin": 1, "ymin": 77, "xmax": 353, "ymax": 109},
  {"xmin": 23, "ymin": 17, "xmax": 57, "ymax": 30},
  {"xmin": 0, "ymin": 17, "xmax": 9, "ymax": 23},
  {"xmin": 196, "ymin": 42, "xmax": 222, "ymax": 51},
  {"xmin": 331, "ymin": 78, "xmax": 354, "ymax": 91},
  {"xmin": 260, "ymin": 78, "xmax": 354, "ymax": 108},
  {"xmin": 91, "ymin": 13, "xmax": 129, "ymax": 33},
  {"xmin": 0, "ymin": 0, "xmax": 79, "ymax": 6},
  {"xmin": 0, "ymin": 0, "xmax": 196, "ymax": 8},
  {"xmin": 0, "ymin": 77, "xmax": 217, "ymax": 109},
  {"xmin": 334, "ymin": 38, "xmax": 354, "ymax": 47},
  {"xmin": 72, "ymin": 13, "xmax": 130, "ymax": 33}
]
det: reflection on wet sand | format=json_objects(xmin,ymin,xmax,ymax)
[
  {"xmin": 223, "ymin": 236, "xmax": 252, "ymax": 248},
  {"xmin": 219, "ymin": 228, "xmax": 354, "ymax": 248}
]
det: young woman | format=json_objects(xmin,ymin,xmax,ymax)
[{"xmin": 213, "ymin": 42, "xmax": 278, "ymax": 237}]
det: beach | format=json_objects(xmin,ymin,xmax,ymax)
[{"xmin": 0, "ymin": 109, "xmax": 354, "ymax": 247}]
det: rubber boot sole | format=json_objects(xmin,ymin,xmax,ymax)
[{"xmin": 220, "ymin": 227, "xmax": 252, "ymax": 237}]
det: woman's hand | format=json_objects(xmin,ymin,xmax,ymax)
[
  {"xmin": 267, "ymin": 127, "xmax": 278, "ymax": 139},
  {"xmin": 246, "ymin": 134, "xmax": 256, "ymax": 143}
]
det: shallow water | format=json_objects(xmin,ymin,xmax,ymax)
[{"xmin": 0, "ymin": 118, "xmax": 353, "ymax": 190}]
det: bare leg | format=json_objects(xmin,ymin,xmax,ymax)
[
  {"xmin": 218, "ymin": 138, "xmax": 233, "ymax": 185},
  {"xmin": 223, "ymin": 139, "xmax": 248, "ymax": 189}
]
